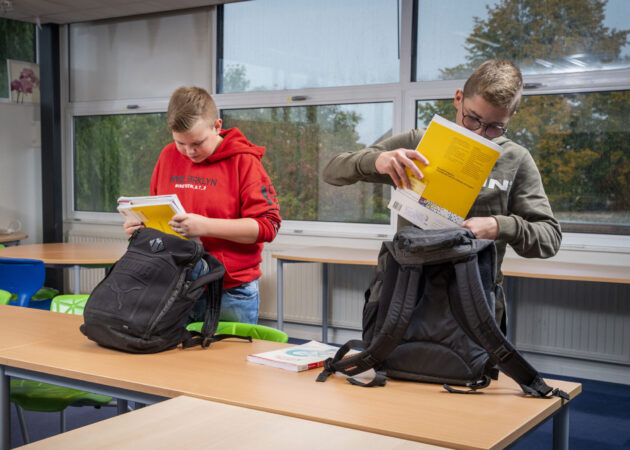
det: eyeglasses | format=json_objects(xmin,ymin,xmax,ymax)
[{"xmin": 461, "ymin": 103, "xmax": 507, "ymax": 139}]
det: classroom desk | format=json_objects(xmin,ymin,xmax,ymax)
[
  {"xmin": 0, "ymin": 242, "xmax": 127, "ymax": 295},
  {"xmin": 0, "ymin": 232, "xmax": 28, "ymax": 247},
  {"xmin": 272, "ymin": 246, "xmax": 630, "ymax": 342},
  {"xmin": 21, "ymin": 395, "xmax": 437, "ymax": 449},
  {"xmin": 0, "ymin": 305, "xmax": 581, "ymax": 450}
]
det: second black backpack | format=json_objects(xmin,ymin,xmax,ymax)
[
  {"xmin": 80, "ymin": 227, "xmax": 225, "ymax": 353},
  {"xmin": 318, "ymin": 227, "xmax": 567, "ymax": 399}
]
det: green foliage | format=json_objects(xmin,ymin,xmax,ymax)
[
  {"xmin": 0, "ymin": 18, "xmax": 36, "ymax": 98},
  {"xmin": 223, "ymin": 104, "xmax": 389, "ymax": 223},
  {"xmin": 74, "ymin": 114, "xmax": 171, "ymax": 212}
]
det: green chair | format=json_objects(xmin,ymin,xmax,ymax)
[
  {"xmin": 28, "ymin": 286, "xmax": 60, "ymax": 310},
  {"xmin": 11, "ymin": 294, "xmax": 113, "ymax": 444},
  {"xmin": 186, "ymin": 321, "xmax": 289, "ymax": 343},
  {"xmin": 0, "ymin": 288, "xmax": 11, "ymax": 305}
]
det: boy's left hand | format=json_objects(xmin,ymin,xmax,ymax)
[
  {"xmin": 461, "ymin": 217, "xmax": 498, "ymax": 240},
  {"xmin": 169, "ymin": 213, "xmax": 207, "ymax": 238}
]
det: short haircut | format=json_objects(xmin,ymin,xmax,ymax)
[
  {"xmin": 167, "ymin": 86, "xmax": 218, "ymax": 132},
  {"xmin": 463, "ymin": 59, "xmax": 523, "ymax": 114}
]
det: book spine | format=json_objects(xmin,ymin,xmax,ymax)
[{"xmin": 306, "ymin": 361, "xmax": 325, "ymax": 370}]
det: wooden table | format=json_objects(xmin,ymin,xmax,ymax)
[
  {"xmin": 0, "ymin": 242, "xmax": 127, "ymax": 295},
  {"xmin": 0, "ymin": 232, "xmax": 28, "ymax": 247},
  {"xmin": 20, "ymin": 395, "xmax": 436, "ymax": 449},
  {"xmin": 272, "ymin": 246, "xmax": 630, "ymax": 342},
  {"xmin": 0, "ymin": 306, "xmax": 581, "ymax": 450}
]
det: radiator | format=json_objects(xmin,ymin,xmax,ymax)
[
  {"xmin": 513, "ymin": 278, "xmax": 630, "ymax": 365},
  {"xmin": 67, "ymin": 231, "xmax": 127, "ymax": 294},
  {"xmin": 258, "ymin": 245, "xmax": 371, "ymax": 329}
]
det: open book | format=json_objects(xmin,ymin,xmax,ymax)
[
  {"xmin": 388, "ymin": 114, "xmax": 502, "ymax": 229},
  {"xmin": 247, "ymin": 340, "xmax": 358, "ymax": 372},
  {"xmin": 117, "ymin": 194, "xmax": 186, "ymax": 238}
]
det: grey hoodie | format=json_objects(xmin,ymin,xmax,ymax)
[{"xmin": 322, "ymin": 128, "xmax": 562, "ymax": 283}]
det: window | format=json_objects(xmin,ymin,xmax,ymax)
[
  {"xmin": 413, "ymin": 0, "xmax": 630, "ymax": 235},
  {"xmin": 417, "ymin": 91, "xmax": 630, "ymax": 234},
  {"xmin": 73, "ymin": 113, "xmax": 170, "ymax": 212},
  {"xmin": 218, "ymin": 0, "xmax": 400, "ymax": 92},
  {"xmin": 0, "ymin": 18, "xmax": 36, "ymax": 99},
  {"xmin": 69, "ymin": 10, "xmax": 211, "ymax": 102},
  {"xmin": 222, "ymin": 103, "xmax": 393, "ymax": 223},
  {"xmin": 415, "ymin": 0, "xmax": 630, "ymax": 81},
  {"xmin": 66, "ymin": 0, "xmax": 630, "ymax": 240}
]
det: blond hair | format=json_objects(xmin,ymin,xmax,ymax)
[
  {"xmin": 463, "ymin": 59, "xmax": 523, "ymax": 114},
  {"xmin": 167, "ymin": 86, "xmax": 218, "ymax": 132}
]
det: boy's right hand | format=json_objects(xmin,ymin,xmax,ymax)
[
  {"xmin": 123, "ymin": 218, "xmax": 144, "ymax": 237},
  {"xmin": 375, "ymin": 148, "xmax": 429, "ymax": 189}
]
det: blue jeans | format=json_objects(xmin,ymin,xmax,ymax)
[{"xmin": 188, "ymin": 260, "xmax": 259, "ymax": 324}]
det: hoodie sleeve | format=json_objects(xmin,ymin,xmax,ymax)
[
  {"xmin": 494, "ymin": 151, "xmax": 562, "ymax": 258},
  {"xmin": 322, "ymin": 129, "xmax": 424, "ymax": 186},
  {"xmin": 239, "ymin": 155, "xmax": 282, "ymax": 243}
]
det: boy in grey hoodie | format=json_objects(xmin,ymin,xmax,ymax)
[{"xmin": 323, "ymin": 59, "xmax": 561, "ymax": 332}]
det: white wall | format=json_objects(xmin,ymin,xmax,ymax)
[{"xmin": 0, "ymin": 102, "xmax": 42, "ymax": 244}]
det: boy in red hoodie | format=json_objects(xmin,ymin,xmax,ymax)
[{"xmin": 124, "ymin": 86, "xmax": 281, "ymax": 323}]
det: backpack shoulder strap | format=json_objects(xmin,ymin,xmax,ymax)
[
  {"xmin": 182, "ymin": 253, "xmax": 226, "ymax": 349},
  {"xmin": 452, "ymin": 256, "xmax": 568, "ymax": 399},
  {"xmin": 317, "ymin": 249, "xmax": 422, "ymax": 384}
]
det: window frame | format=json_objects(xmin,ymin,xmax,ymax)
[{"xmin": 62, "ymin": 0, "xmax": 630, "ymax": 250}]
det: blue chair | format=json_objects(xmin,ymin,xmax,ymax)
[{"xmin": 0, "ymin": 258, "xmax": 45, "ymax": 307}]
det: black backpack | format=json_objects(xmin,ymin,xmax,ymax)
[
  {"xmin": 80, "ymin": 227, "xmax": 228, "ymax": 353},
  {"xmin": 317, "ymin": 227, "xmax": 567, "ymax": 399}
]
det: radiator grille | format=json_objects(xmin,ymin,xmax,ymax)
[
  {"xmin": 67, "ymin": 232, "xmax": 127, "ymax": 294},
  {"xmin": 259, "ymin": 246, "xmax": 371, "ymax": 329},
  {"xmin": 513, "ymin": 277, "xmax": 630, "ymax": 365}
]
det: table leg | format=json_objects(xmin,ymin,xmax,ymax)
[
  {"xmin": 552, "ymin": 402, "xmax": 570, "ymax": 450},
  {"xmin": 116, "ymin": 399, "xmax": 128, "ymax": 415},
  {"xmin": 73, "ymin": 265, "xmax": 81, "ymax": 295},
  {"xmin": 504, "ymin": 277, "xmax": 516, "ymax": 343},
  {"xmin": 276, "ymin": 259, "xmax": 284, "ymax": 331},
  {"xmin": 1, "ymin": 366, "xmax": 9, "ymax": 450},
  {"xmin": 322, "ymin": 263, "xmax": 328, "ymax": 344}
]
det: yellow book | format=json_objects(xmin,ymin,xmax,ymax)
[
  {"xmin": 117, "ymin": 194, "xmax": 186, "ymax": 238},
  {"xmin": 388, "ymin": 114, "xmax": 502, "ymax": 229}
]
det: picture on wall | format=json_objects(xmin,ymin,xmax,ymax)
[{"xmin": 7, "ymin": 59, "xmax": 40, "ymax": 104}]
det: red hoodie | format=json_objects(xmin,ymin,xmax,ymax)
[{"xmin": 150, "ymin": 127, "xmax": 281, "ymax": 289}]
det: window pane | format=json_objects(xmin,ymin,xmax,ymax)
[
  {"xmin": 415, "ymin": 0, "xmax": 630, "ymax": 81},
  {"xmin": 416, "ymin": 91, "xmax": 630, "ymax": 234},
  {"xmin": 222, "ymin": 103, "xmax": 393, "ymax": 223},
  {"xmin": 69, "ymin": 10, "xmax": 210, "ymax": 102},
  {"xmin": 74, "ymin": 114, "xmax": 171, "ymax": 212},
  {"xmin": 219, "ymin": 0, "xmax": 399, "ymax": 93},
  {"xmin": 0, "ymin": 18, "xmax": 36, "ymax": 98}
]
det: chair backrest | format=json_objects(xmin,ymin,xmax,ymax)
[
  {"xmin": 51, "ymin": 295, "xmax": 89, "ymax": 315},
  {"xmin": 187, "ymin": 321, "xmax": 289, "ymax": 343},
  {"xmin": 0, "ymin": 258, "xmax": 45, "ymax": 307},
  {"xmin": 0, "ymin": 289, "xmax": 11, "ymax": 305}
]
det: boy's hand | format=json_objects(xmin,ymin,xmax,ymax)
[
  {"xmin": 123, "ymin": 218, "xmax": 144, "ymax": 237},
  {"xmin": 461, "ymin": 217, "xmax": 498, "ymax": 240},
  {"xmin": 169, "ymin": 213, "xmax": 207, "ymax": 238},
  {"xmin": 375, "ymin": 148, "xmax": 429, "ymax": 189}
]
